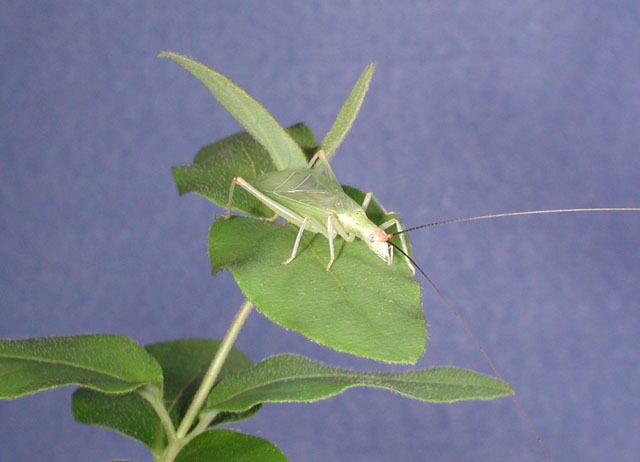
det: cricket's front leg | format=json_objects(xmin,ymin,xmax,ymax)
[
  {"xmin": 361, "ymin": 192, "xmax": 414, "ymax": 274},
  {"xmin": 379, "ymin": 217, "xmax": 415, "ymax": 275}
]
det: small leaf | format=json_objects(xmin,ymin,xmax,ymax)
[
  {"xmin": 72, "ymin": 388, "xmax": 166, "ymax": 455},
  {"xmin": 160, "ymin": 51, "xmax": 307, "ymax": 170},
  {"xmin": 0, "ymin": 335, "xmax": 162, "ymax": 399},
  {"xmin": 175, "ymin": 429, "xmax": 287, "ymax": 462},
  {"xmin": 172, "ymin": 123, "xmax": 316, "ymax": 217},
  {"xmin": 207, "ymin": 404, "xmax": 262, "ymax": 427},
  {"xmin": 207, "ymin": 354, "xmax": 513, "ymax": 412},
  {"xmin": 72, "ymin": 339, "xmax": 254, "ymax": 451},
  {"xmin": 321, "ymin": 62, "xmax": 375, "ymax": 161},
  {"xmin": 209, "ymin": 216, "xmax": 424, "ymax": 364}
]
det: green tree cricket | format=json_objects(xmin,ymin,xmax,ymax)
[{"xmin": 221, "ymin": 149, "xmax": 415, "ymax": 273}]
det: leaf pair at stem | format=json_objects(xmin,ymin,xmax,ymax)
[{"xmin": 0, "ymin": 335, "xmax": 512, "ymax": 461}]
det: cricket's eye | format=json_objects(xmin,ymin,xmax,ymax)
[{"xmin": 369, "ymin": 234, "xmax": 376, "ymax": 242}]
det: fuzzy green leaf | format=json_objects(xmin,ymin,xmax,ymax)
[
  {"xmin": 321, "ymin": 62, "xmax": 375, "ymax": 161},
  {"xmin": 209, "ymin": 216, "xmax": 424, "ymax": 364},
  {"xmin": 72, "ymin": 339, "xmax": 255, "ymax": 452},
  {"xmin": 0, "ymin": 335, "xmax": 162, "ymax": 399},
  {"xmin": 160, "ymin": 51, "xmax": 307, "ymax": 170},
  {"xmin": 172, "ymin": 123, "xmax": 316, "ymax": 217},
  {"xmin": 175, "ymin": 429, "xmax": 287, "ymax": 462},
  {"xmin": 73, "ymin": 388, "xmax": 166, "ymax": 455},
  {"xmin": 208, "ymin": 354, "xmax": 513, "ymax": 412}
]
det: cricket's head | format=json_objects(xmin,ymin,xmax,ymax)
[
  {"xmin": 364, "ymin": 227, "xmax": 392, "ymax": 263},
  {"xmin": 339, "ymin": 211, "xmax": 392, "ymax": 264}
]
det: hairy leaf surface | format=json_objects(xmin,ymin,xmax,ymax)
[
  {"xmin": 72, "ymin": 339, "xmax": 255, "ymax": 452},
  {"xmin": 207, "ymin": 354, "xmax": 514, "ymax": 411},
  {"xmin": 175, "ymin": 429, "xmax": 287, "ymax": 462},
  {"xmin": 209, "ymin": 217, "xmax": 424, "ymax": 363},
  {"xmin": 172, "ymin": 123, "xmax": 316, "ymax": 217},
  {"xmin": 0, "ymin": 335, "xmax": 162, "ymax": 398},
  {"xmin": 160, "ymin": 51, "xmax": 307, "ymax": 170}
]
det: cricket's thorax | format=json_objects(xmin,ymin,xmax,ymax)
[{"xmin": 338, "ymin": 210, "xmax": 392, "ymax": 263}]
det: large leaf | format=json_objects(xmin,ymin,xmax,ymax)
[
  {"xmin": 209, "ymin": 216, "xmax": 424, "ymax": 364},
  {"xmin": 207, "ymin": 354, "xmax": 513, "ymax": 412},
  {"xmin": 72, "ymin": 339, "xmax": 255, "ymax": 452},
  {"xmin": 172, "ymin": 123, "xmax": 316, "ymax": 217},
  {"xmin": 0, "ymin": 335, "xmax": 162, "ymax": 399},
  {"xmin": 175, "ymin": 429, "xmax": 287, "ymax": 462},
  {"xmin": 160, "ymin": 51, "xmax": 307, "ymax": 170},
  {"xmin": 321, "ymin": 62, "xmax": 375, "ymax": 161}
]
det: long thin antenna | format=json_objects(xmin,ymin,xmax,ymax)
[
  {"xmin": 388, "ymin": 241, "xmax": 553, "ymax": 460},
  {"xmin": 392, "ymin": 208, "xmax": 640, "ymax": 235}
]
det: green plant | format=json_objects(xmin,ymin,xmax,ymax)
[{"xmin": 0, "ymin": 53, "xmax": 514, "ymax": 461}]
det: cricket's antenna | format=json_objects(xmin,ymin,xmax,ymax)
[
  {"xmin": 387, "ymin": 241, "xmax": 553, "ymax": 460},
  {"xmin": 393, "ymin": 208, "xmax": 640, "ymax": 235}
]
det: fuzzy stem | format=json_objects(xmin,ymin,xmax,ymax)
[
  {"xmin": 161, "ymin": 298, "xmax": 253, "ymax": 461},
  {"xmin": 138, "ymin": 385, "xmax": 177, "ymax": 443}
]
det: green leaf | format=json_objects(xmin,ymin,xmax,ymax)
[
  {"xmin": 209, "ymin": 216, "xmax": 425, "ymax": 364},
  {"xmin": 321, "ymin": 62, "xmax": 375, "ymax": 161},
  {"xmin": 0, "ymin": 335, "xmax": 162, "ymax": 399},
  {"xmin": 145, "ymin": 338, "xmax": 252, "ymax": 422},
  {"xmin": 207, "ymin": 404, "xmax": 262, "ymax": 427},
  {"xmin": 175, "ymin": 429, "xmax": 287, "ymax": 462},
  {"xmin": 160, "ymin": 51, "xmax": 307, "ymax": 170},
  {"xmin": 172, "ymin": 123, "xmax": 316, "ymax": 217},
  {"xmin": 72, "ymin": 339, "xmax": 254, "ymax": 451},
  {"xmin": 208, "ymin": 354, "xmax": 513, "ymax": 412},
  {"xmin": 73, "ymin": 388, "xmax": 167, "ymax": 455},
  {"xmin": 194, "ymin": 123, "xmax": 316, "ymax": 165}
]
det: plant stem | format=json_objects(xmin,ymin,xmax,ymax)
[
  {"xmin": 163, "ymin": 297, "xmax": 253, "ymax": 461},
  {"xmin": 138, "ymin": 385, "xmax": 176, "ymax": 442}
]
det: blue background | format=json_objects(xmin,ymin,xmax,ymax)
[{"xmin": 2, "ymin": 1, "xmax": 639, "ymax": 460}]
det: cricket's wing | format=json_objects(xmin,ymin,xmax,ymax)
[{"xmin": 254, "ymin": 170, "xmax": 361, "ymax": 215}]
